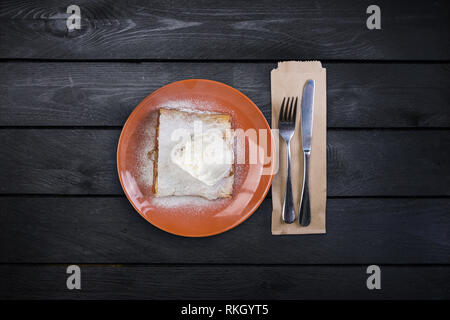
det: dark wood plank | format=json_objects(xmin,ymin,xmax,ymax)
[
  {"xmin": 0, "ymin": 0, "xmax": 448, "ymax": 60},
  {"xmin": 328, "ymin": 130, "xmax": 450, "ymax": 196},
  {"xmin": 0, "ymin": 197, "xmax": 449, "ymax": 264},
  {"xmin": 0, "ymin": 129, "xmax": 119, "ymax": 194},
  {"xmin": 0, "ymin": 129, "xmax": 449, "ymax": 196},
  {"xmin": 1, "ymin": 62, "xmax": 449, "ymax": 127},
  {"xmin": 1, "ymin": 264, "xmax": 448, "ymax": 299}
]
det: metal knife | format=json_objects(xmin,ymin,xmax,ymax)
[{"xmin": 299, "ymin": 79, "xmax": 315, "ymax": 226}]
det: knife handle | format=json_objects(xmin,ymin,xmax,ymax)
[
  {"xmin": 299, "ymin": 151, "xmax": 311, "ymax": 226},
  {"xmin": 282, "ymin": 140, "xmax": 296, "ymax": 224}
]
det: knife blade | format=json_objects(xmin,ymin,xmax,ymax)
[{"xmin": 301, "ymin": 79, "xmax": 315, "ymax": 152}]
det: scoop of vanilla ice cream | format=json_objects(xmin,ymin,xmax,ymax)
[{"xmin": 170, "ymin": 129, "xmax": 233, "ymax": 186}]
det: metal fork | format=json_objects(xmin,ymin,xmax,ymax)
[{"xmin": 278, "ymin": 96, "xmax": 298, "ymax": 224}]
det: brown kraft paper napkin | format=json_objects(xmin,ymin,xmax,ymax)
[{"xmin": 271, "ymin": 61, "xmax": 327, "ymax": 235}]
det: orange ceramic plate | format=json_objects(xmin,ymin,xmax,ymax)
[{"xmin": 117, "ymin": 79, "xmax": 274, "ymax": 237}]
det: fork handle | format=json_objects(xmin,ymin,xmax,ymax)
[
  {"xmin": 299, "ymin": 151, "xmax": 311, "ymax": 226},
  {"xmin": 282, "ymin": 140, "xmax": 296, "ymax": 223}
]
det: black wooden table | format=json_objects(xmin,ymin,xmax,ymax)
[{"xmin": 0, "ymin": 0, "xmax": 449, "ymax": 300}]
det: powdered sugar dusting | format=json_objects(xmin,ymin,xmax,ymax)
[
  {"xmin": 160, "ymin": 99, "xmax": 217, "ymax": 113},
  {"xmin": 137, "ymin": 111, "xmax": 158, "ymax": 188},
  {"xmin": 134, "ymin": 98, "xmax": 247, "ymax": 212},
  {"xmin": 152, "ymin": 196, "xmax": 229, "ymax": 215},
  {"xmin": 160, "ymin": 98, "xmax": 237, "ymax": 121}
]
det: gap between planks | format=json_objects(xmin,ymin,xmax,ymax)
[
  {"xmin": 0, "ymin": 263, "xmax": 449, "ymax": 267},
  {"xmin": 0, "ymin": 58, "xmax": 449, "ymax": 64}
]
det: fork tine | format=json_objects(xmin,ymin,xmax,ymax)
[
  {"xmin": 292, "ymin": 96, "xmax": 298, "ymax": 121},
  {"xmin": 280, "ymin": 97, "xmax": 286, "ymax": 121},
  {"xmin": 289, "ymin": 96, "xmax": 294, "ymax": 121},
  {"xmin": 280, "ymin": 96, "xmax": 299, "ymax": 122},
  {"xmin": 285, "ymin": 97, "xmax": 291, "ymax": 121},
  {"xmin": 286, "ymin": 97, "xmax": 292, "ymax": 122}
]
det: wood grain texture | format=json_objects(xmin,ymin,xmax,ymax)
[
  {"xmin": 0, "ymin": 197, "xmax": 449, "ymax": 264},
  {"xmin": 1, "ymin": 0, "xmax": 449, "ymax": 302},
  {"xmin": 0, "ymin": 129, "xmax": 119, "ymax": 194},
  {"xmin": 0, "ymin": 129, "xmax": 449, "ymax": 196},
  {"xmin": 0, "ymin": 0, "xmax": 449, "ymax": 60},
  {"xmin": 1, "ymin": 264, "xmax": 449, "ymax": 299},
  {"xmin": 1, "ymin": 62, "xmax": 449, "ymax": 127}
]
